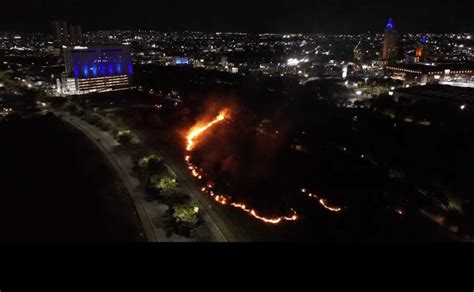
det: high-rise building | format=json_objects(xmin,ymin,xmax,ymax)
[
  {"xmin": 51, "ymin": 20, "xmax": 69, "ymax": 45},
  {"xmin": 58, "ymin": 45, "xmax": 133, "ymax": 95},
  {"xmin": 382, "ymin": 18, "xmax": 398, "ymax": 62},
  {"xmin": 69, "ymin": 24, "xmax": 82, "ymax": 44}
]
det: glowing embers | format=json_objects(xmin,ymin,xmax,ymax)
[
  {"xmin": 300, "ymin": 188, "xmax": 342, "ymax": 213},
  {"xmin": 198, "ymin": 179, "xmax": 299, "ymax": 224},
  {"xmin": 184, "ymin": 109, "xmax": 299, "ymax": 224}
]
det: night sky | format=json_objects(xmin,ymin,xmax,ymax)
[{"xmin": 1, "ymin": 0, "xmax": 472, "ymax": 33}]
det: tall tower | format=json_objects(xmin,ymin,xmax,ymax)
[
  {"xmin": 51, "ymin": 20, "xmax": 69, "ymax": 45},
  {"xmin": 382, "ymin": 18, "xmax": 398, "ymax": 62}
]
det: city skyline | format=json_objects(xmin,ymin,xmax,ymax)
[
  {"xmin": 0, "ymin": 0, "xmax": 473, "ymax": 33},
  {"xmin": 1, "ymin": 0, "xmax": 473, "ymax": 244}
]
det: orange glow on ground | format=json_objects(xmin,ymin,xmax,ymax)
[
  {"xmin": 184, "ymin": 109, "xmax": 299, "ymax": 224},
  {"xmin": 300, "ymin": 188, "xmax": 343, "ymax": 213}
]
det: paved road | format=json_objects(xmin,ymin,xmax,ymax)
[
  {"xmin": 133, "ymin": 130, "xmax": 244, "ymax": 242},
  {"xmin": 52, "ymin": 109, "xmax": 198, "ymax": 242},
  {"xmin": 163, "ymin": 158, "xmax": 237, "ymax": 242}
]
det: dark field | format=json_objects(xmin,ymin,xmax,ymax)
[
  {"xmin": 80, "ymin": 66, "xmax": 472, "ymax": 241},
  {"xmin": 0, "ymin": 114, "xmax": 144, "ymax": 241}
]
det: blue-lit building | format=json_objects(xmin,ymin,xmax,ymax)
[
  {"xmin": 59, "ymin": 45, "xmax": 133, "ymax": 95},
  {"xmin": 172, "ymin": 56, "xmax": 190, "ymax": 65},
  {"xmin": 382, "ymin": 18, "xmax": 398, "ymax": 62}
]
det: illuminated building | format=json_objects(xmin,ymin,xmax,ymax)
[
  {"xmin": 382, "ymin": 18, "xmax": 398, "ymax": 62},
  {"xmin": 58, "ymin": 45, "xmax": 133, "ymax": 95},
  {"xmin": 172, "ymin": 56, "xmax": 190, "ymax": 65},
  {"xmin": 354, "ymin": 40, "xmax": 363, "ymax": 63},
  {"xmin": 395, "ymin": 85, "xmax": 474, "ymax": 105},
  {"xmin": 342, "ymin": 64, "xmax": 348, "ymax": 79},
  {"xmin": 51, "ymin": 20, "xmax": 69, "ymax": 45},
  {"xmin": 386, "ymin": 63, "xmax": 474, "ymax": 84},
  {"xmin": 415, "ymin": 35, "xmax": 427, "ymax": 61}
]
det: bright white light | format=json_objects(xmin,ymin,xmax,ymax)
[
  {"xmin": 356, "ymin": 90, "xmax": 362, "ymax": 96},
  {"xmin": 390, "ymin": 86, "xmax": 395, "ymax": 90},
  {"xmin": 389, "ymin": 91, "xmax": 394, "ymax": 96},
  {"xmin": 287, "ymin": 58, "xmax": 299, "ymax": 66},
  {"xmin": 460, "ymin": 104, "xmax": 466, "ymax": 110},
  {"xmin": 287, "ymin": 58, "xmax": 308, "ymax": 66}
]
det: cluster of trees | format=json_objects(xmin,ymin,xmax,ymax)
[
  {"xmin": 63, "ymin": 100, "xmax": 209, "ymax": 240},
  {"xmin": 64, "ymin": 101, "xmax": 136, "ymax": 144},
  {"xmin": 133, "ymin": 154, "xmax": 207, "ymax": 239}
]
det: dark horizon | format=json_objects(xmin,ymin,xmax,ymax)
[{"xmin": 0, "ymin": 0, "xmax": 473, "ymax": 34}]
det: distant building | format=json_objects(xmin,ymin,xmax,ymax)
[
  {"xmin": 172, "ymin": 56, "xmax": 190, "ymax": 65},
  {"xmin": 58, "ymin": 45, "xmax": 133, "ymax": 95},
  {"xmin": 382, "ymin": 18, "xmax": 398, "ymax": 62},
  {"xmin": 342, "ymin": 64, "xmax": 349, "ymax": 79},
  {"xmin": 354, "ymin": 41, "xmax": 363, "ymax": 63},
  {"xmin": 220, "ymin": 56, "xmax": 229, "ymax": 67},
  {"xmin": 69, "ymin": 24, "xmax": 82, "ymax": 44},
  {"xmin": 51, "ymin": 20, "xmax": 69, "ymax": 45},
  {"xmin": 395, "ymin": 84, "xmax": 474, "ymax": 105},
  {"xmin": 386, "ymin": 62, "xmax": 474, "ymax": 84}
]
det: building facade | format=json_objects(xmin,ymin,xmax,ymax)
[
  {"xmin": 382, "ymin": 18, "xmax": 398, "ymax": 62},
  {"xmin": 386, "ymin": 63, "xmax": 474, "ymax": 85},
  {"xmin": 59, "ymin": 45, "xmax": 133, "ymax": 95},
  {"xmin": 51, "ymin": 20, "xmax": 69, "ymax": 45}
]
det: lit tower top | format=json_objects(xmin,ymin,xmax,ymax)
[
  {"xmin": 382, "ymin": 17, "xmax": 398, "ymax": 61},
  {"xmin": 385, "ymin": 18, "xmax": 395, "ymax": 31},
  {"xmin": 422, "ymin": 35, "xmax": 427, "ymax": 45}
]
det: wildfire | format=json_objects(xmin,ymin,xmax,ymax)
[
  {"xmin": 300, "ymin": 188, "xmax": 342, "ymax": 213},
  {"xmin": 186, "ymin": 109, "xmax": 228, "ymax": 151},
  {"xmin": 184, "ymin": 109, "xmax": 299, "ymax": 224},
  {"xmin": 231, "ymin": 203, "xmax": 298, "ymax": 224},
  {"xmin": 319, "ymin": 199, "xmax": 342, "ymax": 212}
]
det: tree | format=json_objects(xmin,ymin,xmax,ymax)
[
  {"xmin": 138, "ymin": 155, "xmax": 165, "ymax": 174},
  {"xmin": 156, "ymin": 176, "xmax": 177, "ymax": 194},
  {"xmin": 115, "ymin": 130, "xmax": 132, "ymax": 145},
  {"xmin": 146, "ymin": 175, "xmax": 189, "ymax": 203},
  {"xmin": 172, "ymin": 202, "xmax": 200, "ymax": 226}
]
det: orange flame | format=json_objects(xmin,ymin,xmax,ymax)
[
  {"xmin": 186, "ymin": 109, "xmax": 229, "ymax": 151},
  {"xmin": 319, "ymin": 198, "xmax": 342, "ymax": 212},
  {"xmin": 300, "ymin": 188, "xmax": 342, "ymax": 213},
  {"xmin": 184, "ymin": 109, "xmax": 299, "ymax": 224}
]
